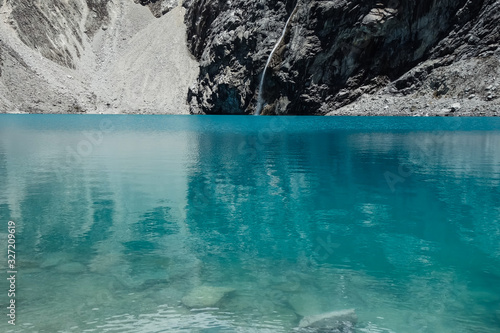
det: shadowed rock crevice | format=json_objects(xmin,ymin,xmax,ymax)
[
  {"xmin": 85, "ymin": 0, "xmax": 111, "ymax": 37},
  {"xmin": 134, "ymin": 0, "xmax": 179, "ymax": 18}
]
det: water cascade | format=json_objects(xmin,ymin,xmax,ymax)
[{"xmin": 255, "ymin": 3, "xmax": 299, "ymax": 115}]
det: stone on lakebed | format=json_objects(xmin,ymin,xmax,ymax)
[
  {"xmin": 181, "ymin": 286, "xmax": 235, "ymax": 308},
  {"xmin": 298, "ymin": 308, "xmax": 357, "ymax": 330}
]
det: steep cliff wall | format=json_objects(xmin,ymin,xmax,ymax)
[{"xmin": 184, "ymin": 0, "xmax": 500, "ymax": 115}]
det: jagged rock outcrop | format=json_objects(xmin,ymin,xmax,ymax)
[
  {"xmin": 134, "ymin": 0, "xmax": 179, "ymax": 17},
  {"xmin": 183, "ymin": 0, "xmax": 500, "ymax": 115}
]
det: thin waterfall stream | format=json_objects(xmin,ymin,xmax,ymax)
[{"xmin": 255, "ymin": 3, "xmax": 299, "ymax": 115}]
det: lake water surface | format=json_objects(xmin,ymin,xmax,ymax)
[{"xmin": 0, "ymin": 115, "xmax": 499, "ymax": 332}]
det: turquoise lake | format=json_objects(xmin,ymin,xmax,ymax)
[{"xmin": 0, "ymin": 115, "xmax": 499, "ymax": 332}]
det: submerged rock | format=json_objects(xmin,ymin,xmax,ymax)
[
  {"xmin": 289, "ymin": 293, "xmax": 325, "ymax": 317},
  {"xmin": 298, "ymin": 309, "xmax": 357, "ymax": 331},
  {"xmin": 55, "ymin": 262, "xmax": 87, "ymax": 274},
  {"xmin": 40, "ymin": 252, "xmax": 73, "ymax": 268},
  {"xmin": 181, "ymin": 286, "xmax": 235, "ymax": 308}
]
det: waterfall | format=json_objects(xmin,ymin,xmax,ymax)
[{"xmin": 255, "ymin": 3, "xmax": 298, "ymax": 115}]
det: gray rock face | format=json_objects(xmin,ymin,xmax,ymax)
[
  {"xmin": 6, "ymin": 0, "xmax": 109, "ymax": 69},
  {"xmin": 183, "ymin": 0, "xmax": 500, "ymax": 115},
  {"xmin": 135, "ymin": 0, "xmax": 179, "ymax": 18}
]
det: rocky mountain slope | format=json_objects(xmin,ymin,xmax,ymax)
[
  {"xmin": 0, "ymin": 0, "xmax": 499, "ymax": 115},
  {"xmin": 0, "ymin": 0, "xmax": 198, "ymax": 114},
  {"xmin": 183, "ymin": 0, "xmax": 500, "ymax": 115}
]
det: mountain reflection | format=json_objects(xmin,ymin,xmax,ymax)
[
  {"xmin": 184, "ymin": 127, "xmax": 500, "ymax": 271},
  {"xmin": 0, "ymin": 116, "xmax": 499, "ymax": 332}
]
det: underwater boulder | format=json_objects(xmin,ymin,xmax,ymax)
[
  {"xmin": 55, "ymin": 262, "xmax": 87, "ymax": 274},
  {"xmin": 182, "ymin": 286, "xmax": 236, "ymax": 308},
  {"xmin": 298, "ymin": 308, "xmax": 357, "ymax": 332}
]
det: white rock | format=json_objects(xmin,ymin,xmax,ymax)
[
  {"xmin": 181, "ymin": 286, "xmax": 235, "ymax": 308},
  {"xmin": 438, "ymin": 108, "xmax": 452, "ymax": 115},
  {"xmin": 450, "ymin": 103, "xmax": 461, "ymax": 110},
  {"xmin": 298, "ymin": 308, "xmax": 357, "ymax": 329}
]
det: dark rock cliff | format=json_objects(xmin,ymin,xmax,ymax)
[{"xmin": 183, "ymin": 0, "xmax": 500, "ymax": 115}]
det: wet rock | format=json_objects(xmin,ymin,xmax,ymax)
[
  {"xmin": 289, "ymin": 293, "xmax": 332, "ymax": 317},
  {"xmin": 181, "ymin": 286, "xmax": 235, "ymax": 308},
  {"xmin": 298, "ymin": 309, "xmax": 357, "ymax": 331}
]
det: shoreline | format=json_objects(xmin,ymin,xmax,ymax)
[
  {"xmin": 2, "ymin": 94, "xmax": 498, "ymax": 116},
  {"xmin": 325, "ymin": 95, "xmax": 499, "ymax": 117}
]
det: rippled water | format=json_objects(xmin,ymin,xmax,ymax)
[{"xmin": 0, "ymin": 115, "xmax": 499, "ymax": 333}]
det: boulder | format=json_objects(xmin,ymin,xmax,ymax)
[
  {"xmin": 450, "ymin": 103, "xmax": 461, "ymax": 111},
  {"xmin": 181, "ymin": 286, "xmax": 235, "ymax": 308},
  {"xmin": 298, "ymin": 309, "xmax": 357, "ymax": 330}
]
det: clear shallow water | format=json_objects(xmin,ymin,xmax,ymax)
[{"xmin": 0, "ymin": 115, "xmax": 499, "ymax": 333}]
